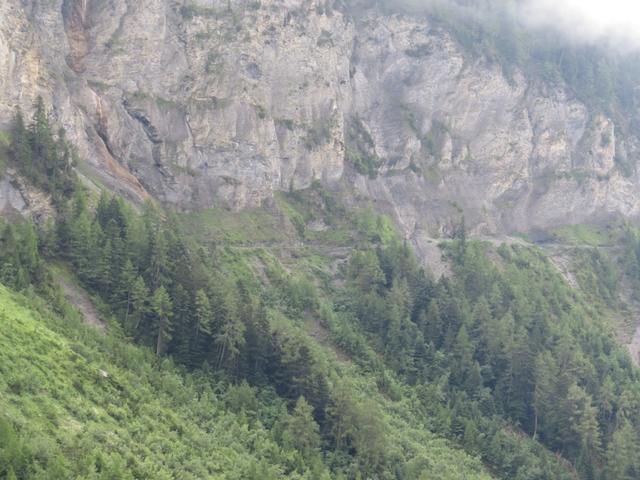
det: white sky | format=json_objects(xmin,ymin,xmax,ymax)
[{"xmin": 520, "ymin": 0, "xmax": 640, "ymax": 47}]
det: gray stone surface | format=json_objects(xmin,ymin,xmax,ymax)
[
  {"xmin": 0, "ymin": 170, "xmax": 54, "ymax": 221},
  {"xmin": 0, "ymin": 176, "xmax": 27, "ymax": 214},
  {"xmin": 2, "ymin": 0, "xmax": 640, "ymax": 241}
]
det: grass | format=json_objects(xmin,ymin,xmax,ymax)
[
  {"xmin": 275, "ymin": 188, "xmax": 398, "ymax": 248},
  {"xmin": 178, "ymin": 185, "xmax": 399, "ymax": 256},
  {"xmin": 0, "ymin": 273, "xmax": 494, "ymax": 480},
  {"xmin": 0, "ymin": 131, "xmax": 11, "ymax": 175},
  {"xmin": 511, "ymin": 231, "xmax": 532, "ymax": 243},
  {"xmin": 547, "ymin": 222, "xmax": 622, "ymax": 246},
  {"xmin": 178, "ymin": 207, "xmax": 287, "ymax": 245},
  {"xmin": 0, "ymin": 284, "xmax": 294, "ymax": 479},
  {"xmin": 176, "ymin": 187, "xmax": 394, "ymax": 294},
  {"xmin": 0, "ymin": 176, "xmax": 533, "ymax": 479}
]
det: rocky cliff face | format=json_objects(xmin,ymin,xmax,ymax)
[{"xmin": 2, "ymin": 0, "xmax": 640, "ymax": 242}]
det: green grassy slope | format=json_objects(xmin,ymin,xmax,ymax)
[
  {"xmin": 3, "ymin": 97, "xmax": 640, "ymax": 479},
  {"xmin": 176, "ymin": 189, "xmax": 620, "ymax": 480},
  {"xmin": 0, "ymin": 283, "xmax": 493, "ymax": 479},
  {"xmin": 0, "ymin": 284, "xmax": 293, "ymax": 479}
]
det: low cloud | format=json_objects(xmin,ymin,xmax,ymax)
[
  {"xmin": 518, "ymin": 0, "xmax": 640, "ymax": 49},
  {"xmin": 383, "ymin": 0, "xmax": 640, "ymax": 51}
]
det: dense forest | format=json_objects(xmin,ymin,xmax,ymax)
[{"xmin": 0, "ymin": 102, "xmax": 639, "ymax": 479}]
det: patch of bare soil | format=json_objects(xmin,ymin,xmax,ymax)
[{"xmin": 57, "ymin": 275, "xmax": 106, "ymax": 331}]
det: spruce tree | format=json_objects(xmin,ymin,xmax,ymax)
[
  {"xmin": 194, "ymin": 289, "xmax": 213, "ymax": 338},
  {"xmin": 152, "ymin": 285, "xmax": 173, "ymax": 356},
  {"xmin": 215, "ymin": 291, "xmax": 245, "ymax": 370},
  {"xmin": 129, "ymin": 276, "xmax": 150, "ymax": 336},
  {"xmin": 118, "ymin": 260, "xmax": 137, "ymax": 321},
  {"xmin": 283, "ymin": 396, "xmax": 321, "ymax": 461},
  {"xmin": 10, "ymin": 107, "xmax": 32, "ymax": 175}
]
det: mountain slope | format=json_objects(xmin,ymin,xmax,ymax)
[
  {"xmin": 2, "ymin": 0, "xmax": 640, "ymax": 479},
  {"xmin": 0, "ymin": 281, "xmax": 496, "ymax": 479},
  {"xmin": 0, "ymin": 284, "xmax": 295, "ymax": 479}
]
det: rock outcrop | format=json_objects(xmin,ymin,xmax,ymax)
[
  {"xmin": 2, "ymin": 0, "xmax": 640, "ymax": 242},
  {"xmin": 0, "ymin": 169, "xmax": 54, "ymax": 222}
]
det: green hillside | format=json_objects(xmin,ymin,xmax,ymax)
[
  {"xmin": 1, "ymin": 104, "xmax": 640, "ymax": 479},
  {"xmin": 0, "ymin": 277, "xmax": 492, "ymax": 479}
]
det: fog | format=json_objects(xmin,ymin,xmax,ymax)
[
  {"xmin": 383, "ymin": 0, "xmax": 640, "ymax": 51},
  {"xmin": 518, "ymin": 0, "xmax": 640, "ymax": 49}
]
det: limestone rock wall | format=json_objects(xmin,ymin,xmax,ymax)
[{"xmin": 2, "ymin": 0, "xmax": 640, "ymax": 241}]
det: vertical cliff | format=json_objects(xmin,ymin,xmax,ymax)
[{"xmin": 1, "ymin": 0, "xmax": 640, "ymax": 239}]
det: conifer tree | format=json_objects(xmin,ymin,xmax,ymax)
[
  {"xmin": 118, "ymin": 259, "xmax": 137, "ymax": 322},
  {"xmin": 194, "ymin": 289, "xmax": 213, "ymax": 338},
  {"xmin": 152, "ymin": 286, "xmax": 173, "ymax": 356},
  {"xmin": 283, "ymin": 396, "xmax": 321, "ymax": 461},
  {"xmin": 215, "ymin": 299, "xmax": 245, "ymax": 370},
  {"xmin": 10, "ymin": 107, "xmax": 32, "ymax": 175},
  {"xmin": 129, "ymin": 276, "xmax": 150, "ymax": 335},
  {"xmin": 567, "ymin": 383, "xmax": 602, "ymax": 459},
  {"xmin": 9, "ymin": 98, "xmax": 76, "ymax": 201},
  {"xmin": 95, "ymin": 191, "xmax": 110, "ymax": 226},
  {"xmin": 146, "ymin": 226, "xmax": 168, "ymax": 291},
  {"xmin": 605, "ymin": 420, "xmax": 638, "ymax": 480}
]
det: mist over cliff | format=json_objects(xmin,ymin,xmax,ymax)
[{"xmin": 374, "ymin": 0, "xmax": 640, "ymax": 47}]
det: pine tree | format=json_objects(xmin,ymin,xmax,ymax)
[
  {"xmin": 96, "ymin": 191, "xmax": 111, "ymax": 229},
  {"xmin": 347, "ymin": 249, "xmax": 385, "ymax": 294},
  {"xmin": 17, "ymin": 221, "xmax": 39, "ymax": 280},
  {"xmin": 215, "ymin": 295, "xmax": 246, "ymax": 370},
  {"xmin": 327, "ymin": 382, "xmax": 357, "ymax": 451},
  {"xmin": 423, "ymin": 298, "xmax": 443, "ymax": 346},
  {"xmin": 129, "ymin": 276, "xmax": 150, "ymax": 336},
  {"xmin": 567, "ymin": 383, "xmax": 601, "ymax": 461},
  {"xmin": 10, "ymin": 107, "xmax": 32, "ymax": 175},
  {"xmin": 107, "ymin": 195, "xmax": 128, "ymax": 238},
  {"xmin": 184, "ymin": 288, "xmax": 213, "ymax": 366},
  {"xmin": 98, "ymin": 239, "xmax": 113, "ymax": 293},
  {"xmin": 283, "ymin": 396, "xmax": 321, "ymax": 461},
  {"xmin": 243, "ymin": 299, "xmax": 271, "ymax": 382},
  {"xmin": 67, "ymin": 210, "xmax": 93, "ymax": 282},
  {"xmin": 9, "ymin": 98, "xmax": 76, "ymax": 201},
  {"xmin": 352, "ymin": 398, "xmax": 387, "ymax": 476},
  {"xmin": 533, "ymin": 351, "xmax": 559, "ymax": 442},
  {"xmin": 170, "ymin": 283, "xmax": 194, "ymax": 364},
  {"xmin": 194, "ymin": 289, "xmax": 213, "ymax": 338},
  {"xmin": 146, "ymin": 226, "xmax": 168, "ymax": 291},
  {"xmin": 117, "ymin": 259, "xmax": 137, "ymax": 322},
  {"xmin": 84, "ymin": 220, "xmax": 105, "ymax": 288},
  {"xmin": 605, "ymin": 420, "xmax": 638, "ymax": 480},
  {"xmin": 152, "ymin": 286, "xmax": 173, "ymax": 356},
  {"xmin": 30, "ymin": 96, "xmax": 56, "ymax": 186},
  {"xmin": 452, "ymin": 324, "xmax": 475, "ymax": 389},
  {"xmin": 103, "ymin": 218, "xmax": 127, "ymax": 297},
  {"xmin": 454, "ymin": 214, "xmax": 467, "ymax": 262}
]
